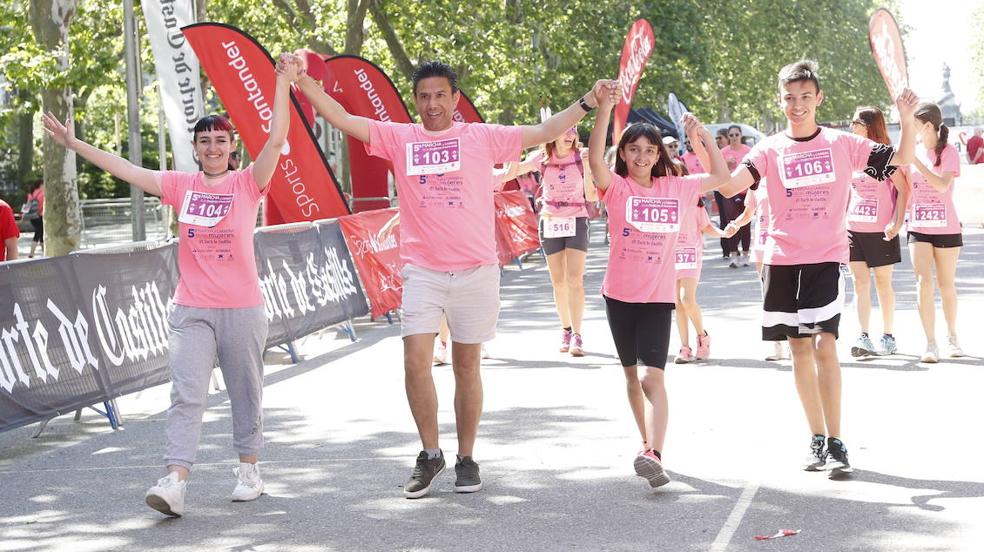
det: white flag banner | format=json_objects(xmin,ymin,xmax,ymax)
[
  {"xmin": 141, "ymin": 0, "xmax": 204, "ymax": 172},
  {"xmin": 667, "ymin": 93, "xmax": 687, "ymax": 155}
]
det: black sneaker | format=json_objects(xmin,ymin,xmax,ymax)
[
  {"xmin": 826, "ymin": 438, "xmax": 853, "ymax": 478},
  {"xmin": 453, "ymin": 455, "xmax": 483, "ymax": 493},
  {"xmin": 803, "ymin": 434, "xmax": 827, "ymax": 471},
  {"xmin": 404, "ymin": 450, "xmax": 445, "ymax": 499}
]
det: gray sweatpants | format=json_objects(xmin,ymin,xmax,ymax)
[{"xmin": 164, "ymin": 304, "xmax": 269, "ymax": 470}]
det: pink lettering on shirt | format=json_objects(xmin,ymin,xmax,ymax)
[{"xmin": 907, "ymin": 143, "xmax": 961, "ymax": 235}]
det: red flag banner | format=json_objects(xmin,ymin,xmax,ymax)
[
  {"xmin": 338, "ymin": 208, "xmax": 403, "ymax": 317},
  {"xmin": 868, "ymin": 9, "xmax": 909, "ymax": 101},
  {"xmin": 181, "ymin": 23, "xmax": 349, "ymax": 222},
  {"xmin": 321, "ymin": 55, "xmax": 414, "ymax": 213},
  {"xmin": 613, "ymin": 19, "xmax": 655, "ymax": 140},
  {"xmin": 494, "ymin": 191, "xmax": 540, "ymax": 266},
  {"xmin": 453, "ymin": 91, "xmax": 485, "ymax": 123}
]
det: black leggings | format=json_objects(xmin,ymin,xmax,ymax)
[{"xmin": 604, "ymin": 296, "xmax": 673, "ymax": 369}]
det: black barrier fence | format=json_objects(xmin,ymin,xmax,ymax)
[{"xmin": 0, "ymin": 219, "xmax": 368, "ymax": 433}]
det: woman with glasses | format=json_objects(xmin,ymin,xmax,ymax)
[
  {"xmin": 722, "ymin": 125, "xmax": 752, "ymax": 267},
  {"xmin": 845, "ymin": 107, "xmax": 910, "ymax": 357}
]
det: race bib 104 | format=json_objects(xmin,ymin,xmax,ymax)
[
  {"xmin": 178, "ymin": 191, "xmax": 234, "ymax": 227},
  {"xmin": 626, "ymin": 196, "xmax": 679, "ymax": 233},
  {"xmin": 780, "ymin": 148, "xmax": 835, "ymax": 188},
  {"xmin": 406, "ymin": 138, "xmax": 461, "ymax": 176},
  {"xmin": 543, "ymin": 216, "xmax": 576, "ymax": 238},
  {"xmin": 674, "ymin": 247, "xmax": 697, "ymax": 269},
  {"xmin": 848, "ymin": 199, "xmax": 878, "ymax": 223},
  {"xmin": 911, "ymin": 203, "xmax": 947, "ymax": 228}
]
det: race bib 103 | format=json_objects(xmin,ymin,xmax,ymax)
[{"xmin": 406, "ymin": 138, "xmax": 461, "ymax": 176}]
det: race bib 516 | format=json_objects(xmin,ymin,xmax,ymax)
[
  {"xmin": 780, "ymin": 148, "xmax": 835, "ymax": 188},
  {"xmin": 626, "ymin": 196, "xmax": 679, "ymax": 233},
  {"xmin": 543, "ymin": 216, "xmax": 576, "ymax": 238},
  {"xmin": 406, "ymin": 138, "xmax": 461, "ymax": 176}
]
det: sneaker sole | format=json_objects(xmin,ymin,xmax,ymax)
[
  {"xmin": 403, "ymin": 464, "xmax": 445, "ymax": 499},
  {"xmin": 850, "ymin": 346, "xmax": 872, "ymax": 358},
  {"xmin": 232, "ymin": 482, "xmax": 265, "ymax": 502},
  {"xmin": 920, "ymin": 356, "xmax": 938, "ymax": 364},
  {"xmin": 828, "ymin": 465, "xmax": 854, "ymax": 479},
  {"xmin": 145, "ymin": 494, "xmax": 182, "ymax": 517},
  {"xmin": 633, "ymin": 456, "xmax": 671, "ymax": 488},
  {"xmin": 674, "ymin": 358, "xmax": 691, "ymax": 364},
  {"xmin": 453, "ymin": 481, "xmax": 484, "ymax": 493},
  {"xmin": 803, "ymin": 462, "xmax": 826, "ymax": 472}
]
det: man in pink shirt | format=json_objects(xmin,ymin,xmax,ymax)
[
  {"xmin": 720, "ymin": 60, "xmax": 918, "ymax": 479},
  {"xmin": 294, "ymin": 56, "xmax": 616, "ymax": 498}
]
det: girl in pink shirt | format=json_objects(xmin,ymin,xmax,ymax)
[
  {"xmin": 589, "ymin": 92, "xmax": 729, "ymax": 490},
  {"xmin": 43, "ymin": 57, "xmax": 300, "ymax": 517},
  {"xmin": 907, "ymin": 102, "xmax": 963, "ymax": 362}
]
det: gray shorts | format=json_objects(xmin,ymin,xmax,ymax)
[{"xmin": 539, "ymin": 216, "xmax": 590, "ymax": 256}]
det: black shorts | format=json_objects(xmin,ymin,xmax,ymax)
[
  {"xmin": 539, "ymin": 216, "xmax": 589, "ymax": 256},
  {"xmin": 761, "ymin": 262, "xmax": 844, "ymax": 341},
  {"xmin": 906, "ymin": 231, "xmax": 962, "ymax": 248},
  {"xmin": 30, "ymin": 217, "xmax": 43, "ymax": 242},
  {"xmin": 848, "ymin": 231, "xmax": 901, "ymax": 267},
  {"xmin": 604, "ymin": 296, "xmax": 673, "ymax": 369}
]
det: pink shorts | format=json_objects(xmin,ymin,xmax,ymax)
[{"xmin": 400, "ymin": 263, "xmax": 500, "ymax": 343}]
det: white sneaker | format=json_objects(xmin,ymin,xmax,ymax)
[
  {"xmin": 765, "ymin": 341, "xmax": 784, "ymax": 361},
  {"xmin": 145, "ymin": 471, "xmax": 186, "ymax": 517},
  {"xmin": 433, "ymin": 340, "xmax": 448, "ymax": 365},
  {"xmin": 946, "ymin": 335, "xmax": 963, "ymax": 358},
  {"xmin": 231, "ymin": 462, "xmax": 265, "ymax": 502},
  {"xmin": 920, "ymin": 342, "xmax": 939, "ymax": 364},
  {"xmin": 481, "ymin": 344, "xmax": 491, "ymax": 359}
]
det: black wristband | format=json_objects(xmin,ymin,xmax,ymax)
[{"xmin": 578, "ymin": 96, "xmax": 593, "ymax": 112}]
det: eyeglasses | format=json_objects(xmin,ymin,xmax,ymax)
[
  {"xmin": 728, "ymin": 133, "xmax": 741, "ymax": 138},
  {"xmin": 850, "ymin": 120, "xmax": 867, "ymax": 127}
]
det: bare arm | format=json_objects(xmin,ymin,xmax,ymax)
[
  {"xmin": 731, "ymin": 188, "xmax": 757, "ymax": 228},
  {"xmin": 885, "ymin": 170, "xmax": 911, "ymax": 240},
  {"xmin": 252, "ymin": 59, "xmax": 300, "ymax": 190},
  {"xmin": 888, "ymin": 88, "xmax": 919, "ymax": 166},
  {"xmin": 682, "ymin": 114, "xmax": 729, "ymax": 193},
  {"xmin": 290, "ymin": 56, "xmax": 371, "ymax": 143},
  {"xmin": 581, "ymin": 148, "xmax": 598, "ymax": 202},
  {"xmin": 42, "ymin": 112, "xmax": 162, "ymax": 196},
  {"xmin": 4, "ymin": 237, "xmax": 18, "ymax": 261},
  {"xmin": 587, "ymin": 85, "xmax": 620, "ymax": 192},
  {"xmin": 719, "ymin": 164, "xmax": 755, "ymax": 198},
  {"xmin": 521, "ymin": 80, "xmax": 616, "ymax": 149},
  {"xmin": 912, "ymin": 157, "xmax": 955, "ymax": 193}
]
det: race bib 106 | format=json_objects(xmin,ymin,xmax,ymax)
[
  {"xmin": 626, "ymin": 196, "xmax": 679, "ymax": 233},
  {"xmin": 178, "ymin": 191, "xmax": 234, "ymax": 227},
  {"xmin": 780, "ymin": 148, "xmax": 835, "ymax": 188},
  {"xmin": 406, "ymin": 138, "xmax": 461, "ymax": 176},
  {"xmin": 674, "ymin": 247, "xmax": 697, "ymax": 269},
  {"xmin": 543, "ymin": 216, "xmax": 576, "ymax": 238},
  {"xmin": 911, "ymin": 203, "xmax": 947, "ymax": 228},
  {"xmin": 848, "ymin": 199, "xmax": 878, "ymax": 223}
]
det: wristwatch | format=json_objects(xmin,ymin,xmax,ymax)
[{"xmin": 578, "ymin": 96, "xmax": 594, "ymax": 112}]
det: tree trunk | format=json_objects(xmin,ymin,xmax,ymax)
[
  {"xmin": 343, "ymin": 0, "xmax": 371, "ymax": 55},
  {"xmin": 30, "ymin": 0, "xmax": 82, "ymax": 256},
  {"xmin": 15, "ymin": 91, "xmax": 35, "ymax": 185},
  {"xmin": 369, "ymin": 0, "xmax": 415, "ymax": 79}
]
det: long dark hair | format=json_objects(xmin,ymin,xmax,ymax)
[
  {"xmin": 854, "ymin": 106, "xmax": 890, "ymax": 145},
  {"xmin": 913, "ymin": 102, "xmax": 948, "ymax": 167},
  {"xmin": 614, "ymin": 123, "xmax": 675, "ymax": 179}
]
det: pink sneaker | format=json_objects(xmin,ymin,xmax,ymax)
[
  {"xmin": 675, "ymin": 346, "xmax": 693, "ymax": 364},
  {"xmin": 559, "ymin": 329, "xmax": 572, "ymax": 353},
  {"xmin": 570, "ymin": 333, "xmax": 584, "ymax": 357},
  {"xmin": 633, "ymin": 449, "xmax": 670, "ymax": 488},
  {"xmin": 696, "ymin": 332, "xmax": 711, "ymax": 360}
]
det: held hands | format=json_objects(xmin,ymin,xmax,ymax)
[
  {"xmin": 276, "ymin": 53, "xmax": 306, "ymax": 83},
  {"xmin": 592, "ymin": 80, "xmax": 621, "ymax": 111},
  {"xmin": 681, "ymin": 112, "xmax": 704, "ymax": 138},
  {"xmin": 723, "ymin": 220, "xmax": 739, "ymax": 238},
  {"xmin": 883, "ymin": 221, "xmax": 902, "ymax": 241},
  {"xmin": 42, "ymin": 112, "xmax": 76, "ymax": 150},
  {"xmin": 894, "ymin": 88, "xmax": 918, "ymax": 121}
]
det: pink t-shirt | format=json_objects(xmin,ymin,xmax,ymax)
[
  {"xmin": 723, "ymin": 144, "xmax": 751, "ymax": 170},
  {"xmin": 674, "ymin": 201, "xmax": 712, "ymax": 280},
  {"xmin": 681, "ymin": 151, "xmax": 704, "ymax": 175},
  {"xmin": 539, "ymin": 153, "xmax": 589, "ymax": 218},
  {"xmin": 366, "ymin": 121, "xmax": 522, "ymax": 271},
  {"xmin": 848, "ymin": 171, "xmax": 897, "ymax": 233},
  {"xmin": 749, "ymin": 186, "xmax": 771, "ymax": 255},
  {"xmin": 601, "ymin": 173, "xmax": 701, "ymax": 303},
  {"xmin": 160, "ymin": 168, "xmax": 268, "ymax": 308},
  {"xmin": 907, "ymin": 143, "xmax": 961, "ymax": 235},
  {"xmin": 743, "ymin": 127, "xmax": 891, "ymax": 265}
]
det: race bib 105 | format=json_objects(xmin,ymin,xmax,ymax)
[{"xmin": 626, "ymin": 196, "xmax": 679, "ymax": 233}]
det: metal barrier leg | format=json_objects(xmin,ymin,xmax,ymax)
[
  {"xmin": 110, "ymin": 399, "xmax": 123, "ymax": 427},
  {"xmin": 103, "ymin": 401, "xmax": 120, "ymax": 430},
  {"xmin": 286, "ymin": 342, "xmax": 300, "ymax": 364},
  {"xmin": 342, "ymin": 319, "xmax": 358, "ymax": 342},
  {"xmin": 32, "ymin": 417, "xmax": 54, "ymax": 438},
  {"xmin": 74, "ymin": 409, "xmax": 82, "ymax": 422},
  {"xmin": 385, "ymin": 311, "xmax": 394, "ymax": 325}
]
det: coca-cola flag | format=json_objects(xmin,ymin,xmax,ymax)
[
  {"xmin": 322, "ymin": 55, "xmax": 413, "ymax": 212},
  {"xmin": 338, "ymin": 208, "xmax": 403, "ymax": 318},
  {"xmin": 182, "ymin": 23, "xmax": 349, "ymax": 222},
  {"xmin": 868, "ymin": 9, "xmax": 909, "ymax": 101},
  {"xmin": 613, "ymin": 19, "xmax": 655, "ymax": 140}
]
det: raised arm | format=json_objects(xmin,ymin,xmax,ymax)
[
  {"xmin": 588, "ymin": 84, "xmax": 620, "ymax": 191},
  {"xmin": 288, "ymin": 54, "xmax": 371, "ymax": 143},
  {"xmin": 888, "ymin": 88, "xmax": 919, "ymax": 166},
  {"xmin": 580, "ymin": 148, "xmax": 598, "ymax": 201},
  {"xmin": 252, "ymin": 57, "xmax": 300, "ymax": 190},
  {"xmin": 42, "ymin": 112, "xmax": 162, "ymax": 196},
  {"xmin": 682, "ymin": 114, "xmax": 729, "ymax": 193},
  {"xmin": 521, "ymin": 80, "xmax": 617, "ymax": 149}
]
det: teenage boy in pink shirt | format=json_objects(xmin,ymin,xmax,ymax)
[
  {"xmin": 720, "ymin": 60, "xmax": 918, "ymax": 478},
  {"xmin": 292, "ymin": 55, "xmax": 617, "ymax": 498}
]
